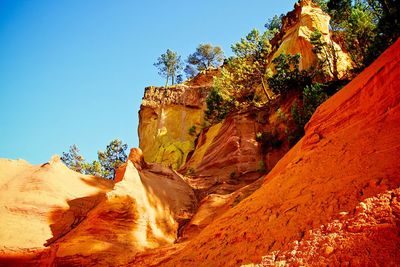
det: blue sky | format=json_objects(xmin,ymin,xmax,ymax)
[{"xmin": 0, "ymin": 0, "xmax": 296, "ymax": 164}]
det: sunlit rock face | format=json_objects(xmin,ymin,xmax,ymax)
[
  {"xmin": 270, "ymin": 0, "xmax": 352, "ymax": 77},
  {"xmin": 0, "ymin": 150, "xmax": 197, "ymax": 266},
  {"xmin": 0, "ymin": 156, "xmax": 113, "ymax": 252},
  {"xmin": 179, "ymin": 101, "xmax": 294, "ymax": 197},
  {"xmin": 149, "ymin": 39, "xmax": 400, "ymax": 266},
  {"xmin": 138, "ymin": 80, "xmax": 212, "ymax": 170}
]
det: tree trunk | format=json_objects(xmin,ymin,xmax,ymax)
[
  {"xmin": 165, "ymin": 75, "xmax": 169, "ymax": 88},
  {"xmin": 261, "ymin": 77, "xmax": 271, "ymax": 101}
]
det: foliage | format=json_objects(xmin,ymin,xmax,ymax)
[
  {"xmin": 325, "ymin": 0, "xmax": 400, "ymax": 70},
  {"xmin": 290, "ymin": 83, "xmax": 328, "ymax": 144},
  {"xmin": 188, "ymin": 125, "xmax": 197, "ymax": 136},
  {"xmin": 345, "ymin": 4, "xmax": 377, "ymax": 70},
  {"xmin": 61, "ymin": 145, "xmax": 86, "ymax": 173},
  {"xmin": 362, "ymin": 0, "xmax": 399, "ymax": 65},
  {"xmin": 256, "ymin": 131, "xmax": 282, "ymax": 154},
  {"xmin": 185, "ymin": 44, "xmax": 224, "ymax": 78},
  {"xmin": 313, "ymin": 0, "xmax": 329, "ymax": 12},
  {"xmin": 264, "ymin": 14, "xmax": 284, "ymax": 40},
  {"xmin": 327, "ymin": 0, "xmax": 353, "ymax": 31},
  {"xmin": 154, "ymin": 49, "xmax": 183, "ymax": 87},
  {"xmin": 276, "ymin": 108, "xmax": 288, "ymax": 122},
  {"xmin": 267, "ymin": 53, "xmax": 311, "ymax": 95},
  {"xmin": 204, "ymin": 88, "xmax": 234, "ymax": 125},
  {"xmin": 61, "ymin": 139, "xmax": 128, "ymax": 180},
  {"xmin": 265, "ymin": 14, "xmax": 283, "ymax": 31},
  {"xmin": 214, "ymin": 28, "xmax": 272, "ymax": 103},
  {"xmin": 83, "ymin": 160, "xmax": 103, "ymax": 177},
  {"xmin": 258, "ymin": 160, "xmax": 267, "ymax": 174},
  {"xmin": 97, "ymin": 139, "xmax": 128, "ymax": 179},
  {"xmin": 310, "ymin": 30, "xmax": 339, "ymax": 79},
  {"xmin": 186, "ymin": 167, "xmax": 195, "ymax": 176}
]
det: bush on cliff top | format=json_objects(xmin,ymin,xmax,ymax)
[{"xmin": 61, "ymin": 139, "xmax": 128, "ymax": 180}]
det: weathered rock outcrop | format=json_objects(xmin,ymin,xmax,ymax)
[
  {"xmin": 0, "ymin": 156, "xmax": 113, "ymax": 253},
  {"xmin": 137, "ymin": 38, "xmax": 400, "ymax": 266},
  {"xmin": 138, "ymin": 81, "xmax": 212, "ymax": 169},
  {"xmin": 138, "ymin": 1, "xmax": 353, "ymax": 170},
  {"xmin": 179, "ymin": 99, "xmax": 295, "ymax": 198},
  {"xmin": 270, "ymin": 0, "xmax": 352, "ymax": 77},
  {"xmin": 0, "ymin": 149, "xmax": 197, "ymax": 266}
]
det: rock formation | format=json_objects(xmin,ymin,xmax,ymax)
[
  {"xmin": 270, "ymin": 0, "xmax": 352, "ymax": 77},
  {"xmin": 0, "ymin": 156, "xmax": 113, "ymax": 253},
  {"xmin": 1, "ymin": 2, "xmax": 398, "ymax": 266},
  {"xmin": 0, "ymin": 149, "xmax": 197, "ymax": 266},
  {"xmin": 140, "ymin": 38, "xmax": 400, "ymax": 266},
  {"xmin": 138, "ymin": 70, "xmax": 216, "ymax": 169},
  {"xmin": 139, "ymin": 0, "xmax": 353, "ymax": 170}
]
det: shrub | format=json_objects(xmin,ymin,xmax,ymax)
[
  {"xmin": 289, "ymin": 83, "xmax": 328, "ymax": 146},
  {"xmin": 256, "ymin": 131, "xmax": 282, "ymax": 154},
  {"xmin": 188, "ymin": 125, "xmax": 197, "ymax": 136},
  {"xmin": 258, "ymin": 161, "xmax": 267, "ymax": 174},
  {"xmin": 204, "ymin": 88, "xmax": 234, "ymax": 125},
  {"xmin": 267, "ymin": 53, "xmax": 311, "ymax": 96},
  {"xmin": 276, "ymin": 108, "xmax": 287, "ymax": 122},
  {"xmin": 186, "ymin": 167, "xmax": 195, "ymax": 176}
]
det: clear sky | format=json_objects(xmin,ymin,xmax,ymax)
[{"xmin": 0, "ymin": 0, "xmax": 296, "ymax": 164}]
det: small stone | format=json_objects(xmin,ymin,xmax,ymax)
[{"xmin": 325, "ymin": 246, "xmax": 334, "ymax": 255}]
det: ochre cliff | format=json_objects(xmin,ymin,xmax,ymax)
[
  {"xmin": 0, "ymin": 3, "xmax": 398, "ymax": 267},
  {"xmin": 179, "ymin": 96, "xmax": 296, "ymax": 198},
  {"xmin": 138, "ymin": 70, "xmax": 217, "ymax": 169},
  {"xmin": 138, "ymin": 1, "xmax": 353, "ymax": 170},
  {"xmin": 132, "ymin": 38, "xmax": 400, "ymax": 266},
  {"xmin": 270, "ymin": 0, "xmax": 352, "ymax": 77}
]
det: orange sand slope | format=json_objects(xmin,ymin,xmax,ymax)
[{"xmin": 148, "ymin": 39, "xmax": 400, "ymax": 266}]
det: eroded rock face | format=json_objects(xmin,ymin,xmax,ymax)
[
  {"xmin": 0, "ymin": 156, "xmax": 113, "ymax": 252},
  {"xmin": 52, "ymin": 160, "xmax": 196, "ymax": 266},
  {"xmin": 269, "ymin": 0, "xmax": 352, "ymax": 78},
  {"xmin": 138, "ymin": 83, "xmax": 211, "ymax": 170},
  {"xmin": 180, "ymin": 103, "xmax": 292, "ymax": 197},
  {"xmin": 0, "ymin": 151, "xmax": 197, "ymax": 266},
  {"xmin": 147, "ymin": 39, "xmax": 400, "ymax": 266},
  {"xmin": 257, "ymin": 187, "xmax": 400, "ymax": 266}
]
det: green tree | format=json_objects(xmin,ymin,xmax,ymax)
[
  {"xmin": 267, "ymin": 53, "xmax": 311, "ymax": 95},
  {"xmin": 346, "ymin": 4, "xmax": 377, "ymax": 69},
  {"xmin": 61, "ymin": 140, "xmax": 128, "ymax": 180},
  {"xmin": 365, "ymin": 0, "xmax": 400, "ymax": 64},
  {"xmin": 291, "ymin": 83, "xmax": 328, "ymax": 138},
  {"xmin": 265, "ymin": 14, "xmax": 283, "ymax": 31},
  {"xmin": 325, "ymin": 0, "xmax": 399, "ymax": 69},
  {"xmin": 215, "ymin": 28, "xmax": 272, "ymax": 102},
  {"xmin": 204, "ymin": 88, "xmax": 234, "ymax": 125},
  {"xmin": 61, "ymin": 145, "xmax": 86, "ymax": 173},
  {"xmin": 185, "ymin": 44, "xmax": 224, "ymax": 78},
  {"xmin": 83, "ymin": 160, "xmax": 103, "ymax": 177},
  {"xmin": 313, "ymin": 0, "xmax": 328, "ymax": 12},
  {"xmin": 154, "ymin": 49, "xmax": 183, "ymax": 87},
  {"xmin": 97, "ymin": 139, "xmax": 128, "ymax": 179},
  {"xmin": 310, "ymin": 30, "xmax": 339, "ymax": 79},
  {"xmin": 264, "ymin": 14, "xmax": 284, "ymax": 40},
  {"xmin": 327, "ymin": 0, "xmax": 353, "ymax": 31}
]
